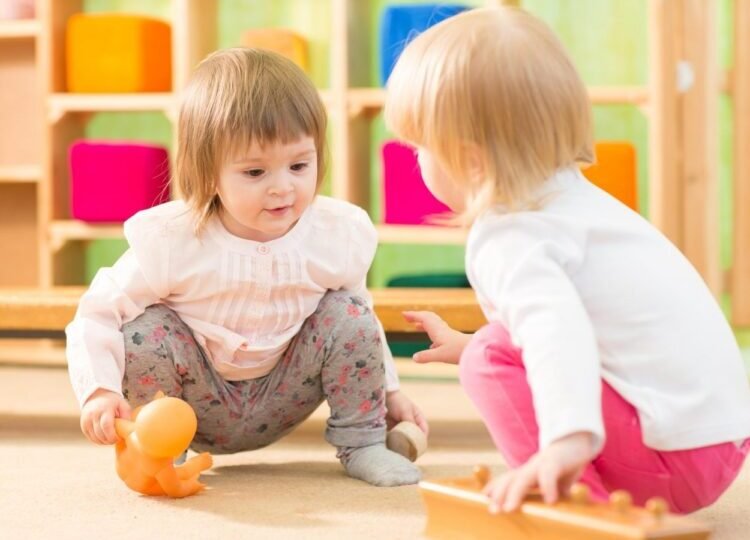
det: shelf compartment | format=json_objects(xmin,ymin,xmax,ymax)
[{"xmin": 49, "ymin": 220, "xmax": 124, "ymax": 251}]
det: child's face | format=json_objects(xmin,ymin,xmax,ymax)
[
  {"xmin": 216, "ymin": 136, "xmax": 317, "ymax": 242},
  {"xmin": 416, "ymin": 147, "xmax": 465, "ymax": 212}
]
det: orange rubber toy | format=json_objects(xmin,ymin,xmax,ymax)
[{"xmin": 114, "ymin": 391, "xmax": 212, "ymax": 498}]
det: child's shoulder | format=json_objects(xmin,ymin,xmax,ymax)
[
  {"xmin": 126, "ymin": 200, "xmax": 191, "ymax": 229},
  {"xmin": 123, "ymin": 200, "xmax": 194, "ymax": 242},
  {"xmin": 310, "ymin": 196, "xmax": 373, "ymax": 231}
]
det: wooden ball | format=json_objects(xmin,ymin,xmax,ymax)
[
  {"xmin": 386, "ymin": 421, "xmax": 428, "ymax": 462},
  {"xmin": 473, "ymin": 465, "xmax": 491, "ymax": 488},
  {"xmin": 569, "ymin": 483, "xmax": 590, "ymax": 504},
  {"xmin": 609, "ymin": 490, "xmax": 633, "ymax": 513},
  {"xmin": 646, "ymin": 497, "xmax": 668, "ymax": 519}
]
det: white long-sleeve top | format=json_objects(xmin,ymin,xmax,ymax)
[
  {"xmin": 66, "ymin": 196, "xmax": 399, "ymax": 408},
  {"xmin": 466, "ymin": 167, "xmax": 750, "ymax": 453}
]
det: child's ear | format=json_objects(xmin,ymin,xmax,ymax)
[{"xmin": 462, "ymin": 142, "xmax": 485, "ymax": 184}]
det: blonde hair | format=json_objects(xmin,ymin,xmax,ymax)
[
  {"xmin": 176, "ymin": 47, "xmax": 328, "ymax": 230},
  {"xmin": 384, "ymin": 6, "xmax": 594, "ymax": 224}
]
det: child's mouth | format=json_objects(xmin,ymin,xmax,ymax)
[{"xmin": 266, "ymin": 205, "xmax": 292, "ymax": 217}]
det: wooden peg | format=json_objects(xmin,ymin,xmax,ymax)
[
  {"xmin": 473, "ymin": 465, "xmax": 491, "ymax": 488},
  {"xmin": 386, "ymin": 421, "xmax": 427, "ymax": 462},
  {"xmin": 646, "ymin": 497, "xmax": 668, "ymax": 520},
  {"xmin": 609, "ymin": 490, "xmax": 633, "ymax": 513},
  {"xmin": 569, "ymin": 483, "xmax": 590, "ymax": 504}
]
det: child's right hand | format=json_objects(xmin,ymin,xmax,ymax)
[
  {"xmin": 403, "ymin": 311, "xmax": 473, "ymax": 364},
  {"xmin": 80, "ymin": 388, "xmax": 132, "ymax": 445}
]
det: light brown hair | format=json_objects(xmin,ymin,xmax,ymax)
[
  {"xmin": 385, "ymin": 7, "xmax": 594, "ymax": 223},
  {"xmin": 176, "ymin": 47, "xmax": 328, "ymax": 230}
]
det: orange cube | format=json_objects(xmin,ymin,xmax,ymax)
[
  {"xmin": 66, "ymin": 14, "xmax": 172, "ymax": 93},
  {"xmin": 582, "ymin": 142, "xmax": 638, "ymax": 211},
  {"xmin": 240, "ymin": 29, "xmax": 308, "ymax": 72}
]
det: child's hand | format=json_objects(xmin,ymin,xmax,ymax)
[
  {"xmin": 483, "ymin": 432, "xmax": 595, "ymax": 513},
  {"xmin": 403, "ymin": 311, "xmax": 472, "ymax": 364},
  {"xmin": 386, "ymin": 390, "xmax": 429, "ymax": 436},
  {"xmin": 80, "ymin": 388, "xmax": 132, "ymax": 445}
]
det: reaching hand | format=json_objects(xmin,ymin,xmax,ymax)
[
  {"xmin": 483, "ymin": 432, "xmax": 595, "ymax": 513},
  {"xmin": 403, "ymin": 311, "xmax": 472, "ymax": 365},
  {"xmin": 80, "ymin": 388, "xmax": 132, "ymax": 445}
]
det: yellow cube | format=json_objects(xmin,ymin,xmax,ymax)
[
  {"xmin": 240, "ymin": 29, "xmax": 308, "ymax": 72},
  {"xmin": 66, "ymin": 14, "xmax": 172, "ymax": 93}
]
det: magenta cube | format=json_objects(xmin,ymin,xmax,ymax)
[
  {"xmin": 69, "ymin": 141, "xmax": 170, "ymax": 222},
  {"xmin": 382, "ymin": 140, "xmax": 451, "ymax": 225}
]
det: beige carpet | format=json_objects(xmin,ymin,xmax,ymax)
[{"xmin": 1, "ymin": 367, "xmax": 749, "ymax": 539}]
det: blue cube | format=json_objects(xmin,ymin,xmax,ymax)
[{"xmin": 379, "ymin": 3, "xmax": 468, "ymax": 85}]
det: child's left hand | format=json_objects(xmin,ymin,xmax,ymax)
[
  {"xmin": 386, "ymin": 390, "xmax": 429, "ymax": 436},
  {"xmin": 483, "ymin": 431, "xmax": 595, "ymax": 513}
]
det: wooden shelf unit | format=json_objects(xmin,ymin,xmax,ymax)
[
  {"xmin": 338, "ymin": 0, "xmax": 723, "ymax": 296},
  {"xmin": 0, "ymin": 0, "xmax": 726, "ymax": 321},
  {"xmin": 0, "ymin": 2, "xmax": 43, "ymax": 287}
]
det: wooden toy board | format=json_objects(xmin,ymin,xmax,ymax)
[{"xmin": 420, "ymin": 472, "xmax": 710, "ymax": 540}]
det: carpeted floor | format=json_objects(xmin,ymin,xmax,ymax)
[
  {"xmin": 1, "ymin": 367, "xmax": 749, "ymax": 539},
  {"xmin": 3, "ymin": 416, "xmax": 750, "ymax": 540}
]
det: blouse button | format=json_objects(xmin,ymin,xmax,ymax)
[{"xmin": 257, "ymin": 245, "xmax": 270, "ymax": 254}]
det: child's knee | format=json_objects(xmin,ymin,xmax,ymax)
[{"xmin": 317, "ymin": 290, "xmax": 379, "ymax": 333}]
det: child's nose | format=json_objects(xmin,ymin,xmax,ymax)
[{"xmin": 269, "ymin": 173, "xmax": 294, "ymax": 195}]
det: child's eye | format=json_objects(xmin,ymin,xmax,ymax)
[
  {"xmin": 243, "ymin": 168, "xmax": 265, "ymax": 178},
  {"xmin": 290, "ymin": 162, "xmax": 309, "ymax": 172}
]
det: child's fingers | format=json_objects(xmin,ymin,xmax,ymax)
[
  {"xmin": 503, "ymin": 466, "xmax": 537, "ymax": 512},
  {"xmin": 403, "ymin": 311, "xmax": 444, "ymax": 330},
  {"xmin": 100, "ymin": 410, "xmax": 117, "ymax": 444},
  {"xmin": 413, "ymin": 346, "xmax": 455, "ymax": 364},
  {"xmin": 117, "ymin": 399, "xmax": 132, "ymax": 421},
  {"xmin": 91, "ymin": 415, "xmax": 107, "ymax": 444},
  {"xmin": 413, "ymin": 407, "xmax": 429, "ymax": 437},
  {"xmin": 485, "ymin": 474, "xmax": 512, "ymax": 514},
  {"xmin": 80, "ymin": 417, "xmax": 95, "ymax": 443},
  {"xmin": 538, "ymin": 463, "xmax": 561, "ymax": 504}
]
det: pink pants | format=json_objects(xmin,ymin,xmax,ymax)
[{"xmin": 459, "ymin": 323, "xmax": 749, "ymax": 513}]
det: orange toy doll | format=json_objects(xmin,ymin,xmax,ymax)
[{"xmin": 114, "ymin": 391, "xmax": 213, "ymax": 497}]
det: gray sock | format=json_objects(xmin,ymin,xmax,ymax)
[{"xmin": 338, "ymin": 443, "xmax": 421, "ymax": 487}]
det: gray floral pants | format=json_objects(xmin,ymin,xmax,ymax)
[{"xmin": 121, "ymin": 291, "xmax": 387, "ymax": 453}]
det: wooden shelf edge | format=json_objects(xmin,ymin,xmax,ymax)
[
  {"xmin": 0, "ymin": 339, "xmax": 66, "ymax": 367},
  {"xmin": 47, "ymin": 93, "xmax": 176, "ymax": 122},
  {"xmin": 49, "ymin": 220, "xmax": 124, "ymax": 248},
  {"xmin": 0, "ymin": 164, "xmax": 41, "ymax": 183},
  {"xmin": 377, "ymin": 224, "xmax": 468, "ymax": 245},
  {"xmin": 0, "ymin": 19, "xmax": 39, "ymax": 39},
  {"xmin": 348, "ymin": 85, "xmax": 650, "ymax": 115}
]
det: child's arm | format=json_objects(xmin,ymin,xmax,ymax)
[
  {"xmin": 471, "ymin": 228, "xmax": 604, "ymax": 507},
  {"xmin": 66, "ymin": 247, "xmax": 165, "ymax": 411}
]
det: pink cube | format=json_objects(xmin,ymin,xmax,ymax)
[
  {"xmin": 382, "ymin": 140, "xmax": 451, "ymax": 225},
  {"xmin": 69, "ymin": 141, "xmax": 170, "ymax": 222}
]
